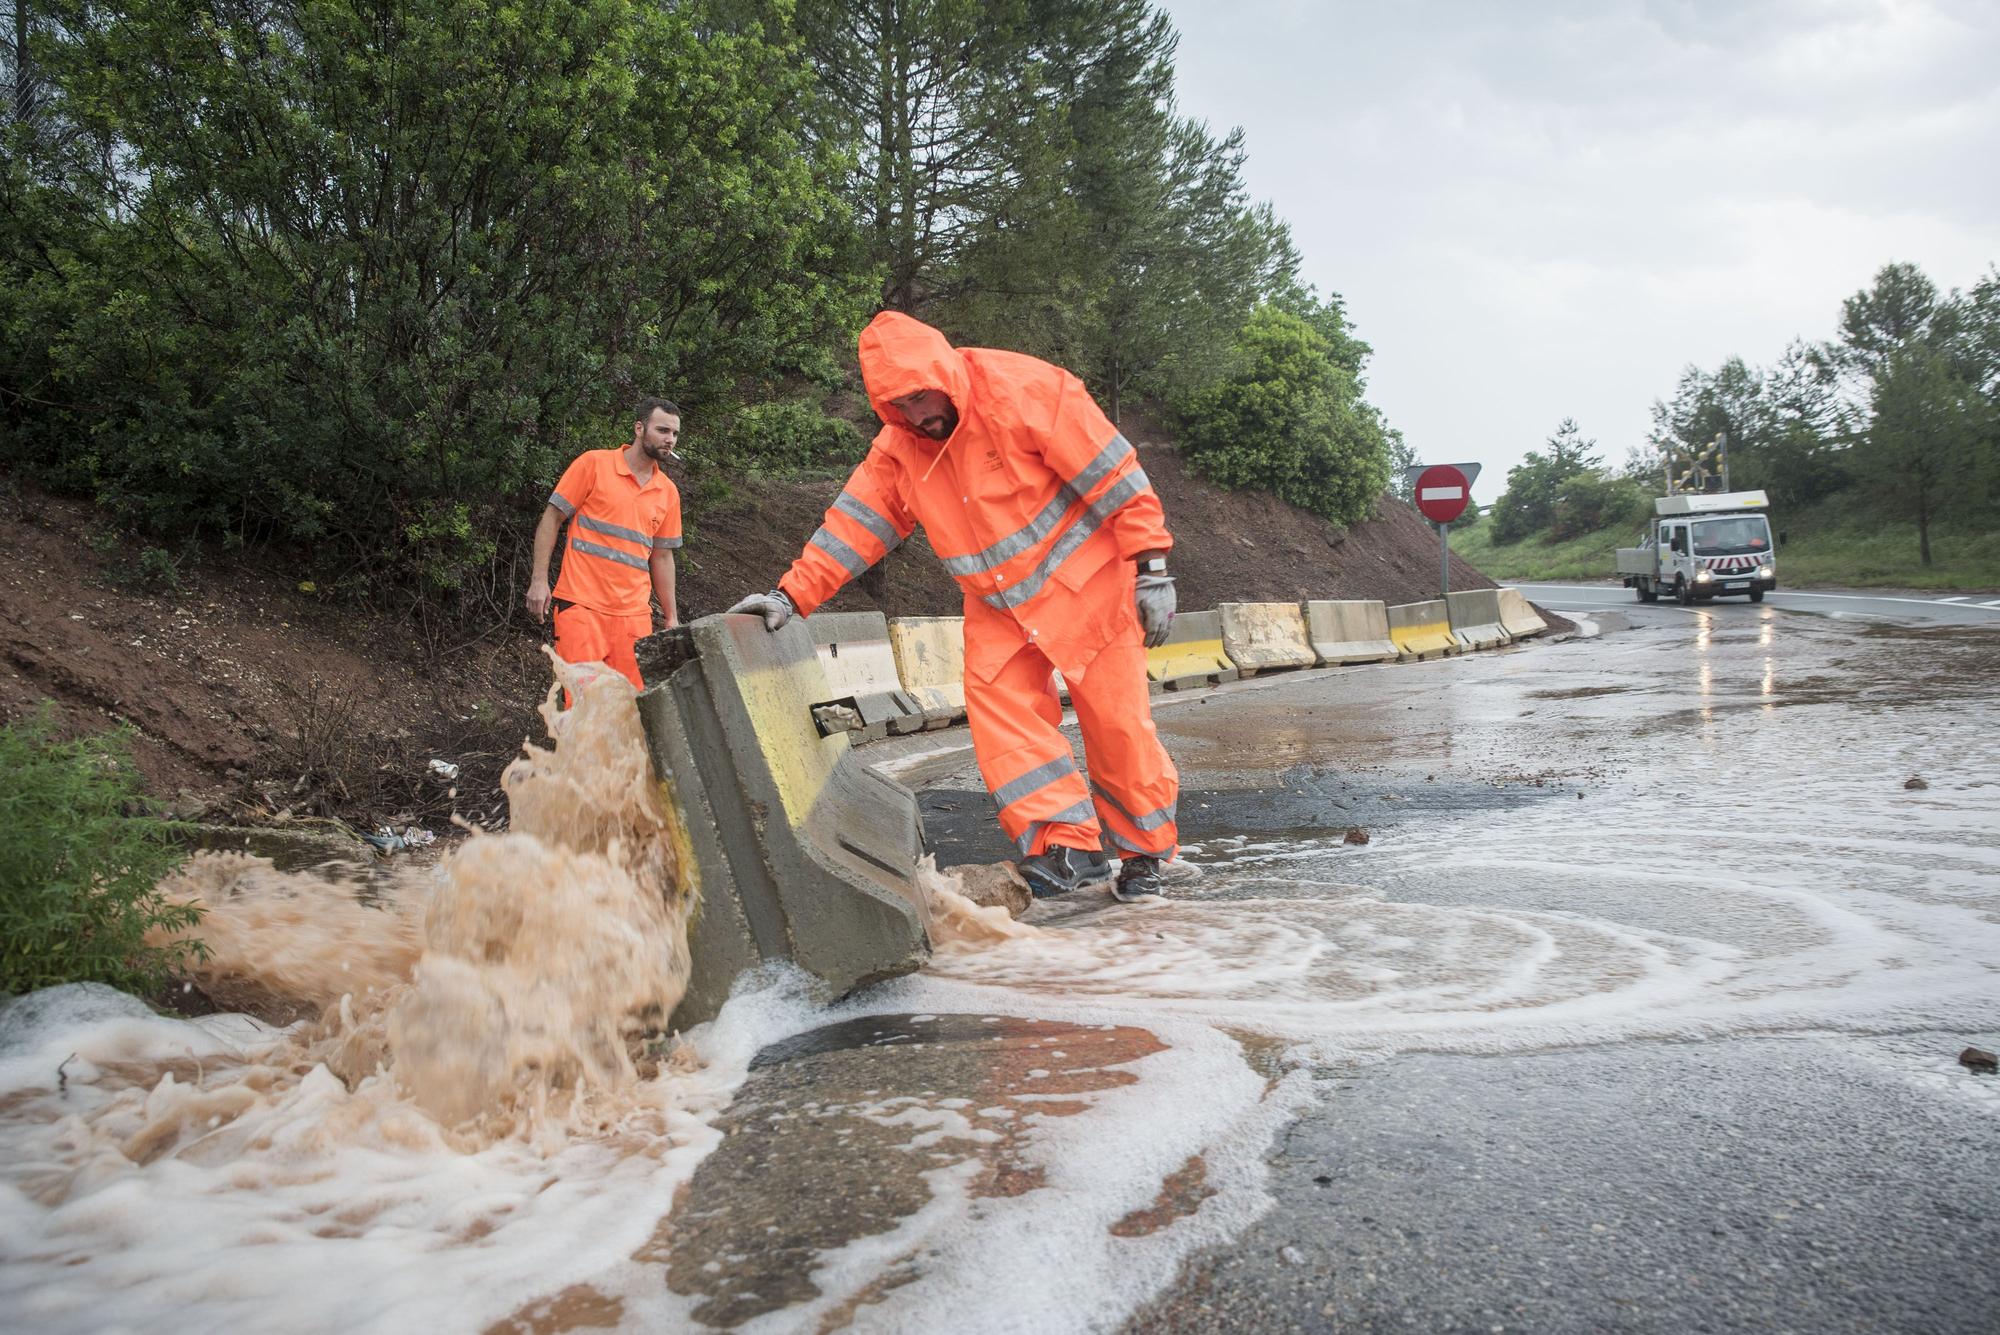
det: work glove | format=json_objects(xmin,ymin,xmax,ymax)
[
  {"xmin": 727, "ymin": 588, "xmax": 795, "ymax": 632},
  {"xmin": 1134, "ymin": 571, "xmax": 1176, "ymax": 648}
]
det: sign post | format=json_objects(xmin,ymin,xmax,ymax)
[{"xmin": 1407, "ymin": 463, "xmax": 1481, "ymax": 598}]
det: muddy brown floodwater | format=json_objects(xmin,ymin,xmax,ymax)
[{"xmin": 4, "ymin": 602, "xmax": 1997, "ymax": 1334}]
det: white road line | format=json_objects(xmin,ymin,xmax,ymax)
[
  {"xmin": 1936, "ymin": 595, "xmax": 1971, "ymax": 603},
  {"xmin": 1508, "ymin": 585, "xmax": 2000, "ymax": 613}
]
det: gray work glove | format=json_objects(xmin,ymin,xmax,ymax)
[
  {"xmin": 727, "ymin": 588, "xmax": 795, "ymax": 631},
  {"xmin": 1134, "ymin": 571, "xmax": 1176, "ymax": 648}
]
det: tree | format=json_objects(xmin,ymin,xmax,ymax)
[
  {"xmin": 1855, "ymin": 347, "xmax": 1989, "ymax": 566},
  {"xmin": 1489, "ymin": 418, "xmax": 1599, "ymax": 542},
  {"xmin": 4, "ymin": 0, "xmax": 869, "ymax": 608},
  {"xmin": 1175, "ymin": 305, "xmax": 1391, "ymax": 525}
]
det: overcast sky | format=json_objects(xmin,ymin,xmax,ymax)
[{"xmin": 1156, "ymin": 0, "xmax": 1999, "ymax": 501}]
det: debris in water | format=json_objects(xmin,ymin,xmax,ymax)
[
  {"xmin": 1959, "ymin": 1047, "xmax": 1997, "ymax": 1073},
  {"xmin": 949, "ymin": 862, "xmax": 1032, "ymax": 918},
  {"xmin": 1904, "ymin": 776, "xmax": 1929, "ymax": 790},
  {"xmin": 1343, "ymin": 827, "xmax": 1370, "ymax": 846}
]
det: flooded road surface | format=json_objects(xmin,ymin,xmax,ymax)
[{"xmin": 5, "ymin": 603, "xmax": 1997, "ymax": 1332}]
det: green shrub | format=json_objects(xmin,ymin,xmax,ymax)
[
  {"xmin": 720, "ymin": 401, "xmax": 868, "ymax": 476},
  {"xmin": 0, "ymin": 709, "xmax": 205, "ymax": 996},
  {"xmin": 1176, "ymin": 307, "xmax": 1392, "ymax": 525}
]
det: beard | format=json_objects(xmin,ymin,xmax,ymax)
[
  {"xmin": 642, "ymin": 439, "xmax": 676, "ymax": 464},
  {"xmin": 916, "ymin": 405, "xmax": 958, "ymax": 440}
]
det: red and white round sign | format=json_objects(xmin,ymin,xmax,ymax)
[{"xmin": 1414, "ymin": 464, "xmax": 1471, "ymax": 524}]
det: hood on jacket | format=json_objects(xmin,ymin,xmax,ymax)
[{"xmin": 858, "ymin": 311, "xmax": 971, "ymax": 437}]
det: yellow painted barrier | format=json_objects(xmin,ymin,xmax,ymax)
[
  {"xmin": 1146, "ymin": 609, "xmax": 1238, "ymax": 689},
  {"xmin": 1387, "ymin": 599, "xmax": 1459, "ymax": 660}
]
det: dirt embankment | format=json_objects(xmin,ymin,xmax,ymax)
[{"xmin": 0, "ymin": 424, "xmax": 1548, "ymax": 828}]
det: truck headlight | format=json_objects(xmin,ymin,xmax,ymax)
[
  {"xmin": 1695, "ymin": 568, "xmax": 1713, "ymax": 582},
  {"xmin": 1758, "ymin": 566, "xmax": 1774, "ymax": 581}
]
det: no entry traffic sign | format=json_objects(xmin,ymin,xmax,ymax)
[{"xmin": 1414, "ymin": 464, "xmax": 1471, "ymax": 524}]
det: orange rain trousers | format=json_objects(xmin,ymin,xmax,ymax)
[
  {"xmin": 552, "ymin": 602, "xmax": 651, "ymax": 691},
  {"xmin": 963, "ymin": 569, "xmax": 1179, "ymax": 861}
]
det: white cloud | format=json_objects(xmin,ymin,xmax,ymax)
[{"xmin": 1157, "ymin": 0, "xmax": 2000, "ymax": 494}]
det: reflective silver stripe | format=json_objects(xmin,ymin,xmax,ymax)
[
  {"xmin": 1070, "ymin": 432, "xmax": 1134, "ymax": 500},
  {"xmin": 981, "ymin": 467, "xmax": 1151, "ymax": 610},
  {"xmin": 1090, "ymin": 780, "xmax": 1175, "ymax": 832},
  {"xmin": 809, "ymin": 526, "xmax": 869, "ymax": 576},
  {"xmin": 1103, "ymin": 826, "xmax": 1176, "ymax": 857},
  {"xmin": 571, "ymin": 537, "xmax": 649, "ymax": 571},
  {"xmin": 1013, "ymin": 798, "xmax": 1099, "ymax": 854},
  {"xmin": 652, "ymin": 535, "xmax": 682, "ymax": 550},
  {"xmin": 939, "ymin": 489, "xmax": 1072, "ymax": 577},
  {"xmin": 833, "ymin": 492, "xmax": 902, "ymax": 552},
  {"xmin": 937, "ymin": 434, "xmax": 1134, "ymax": 579},
  {"xmin": 578, "ymin": 514, "xmax": 651, "ymax": 546},
  {"xmin": 991, "ymin": 754, "xmax": 1079, "ymax": 812},
  {"xmin": 548, "ymin": 491, "xmax": 577, "ymax": 516}
]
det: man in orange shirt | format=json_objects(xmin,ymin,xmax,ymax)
[
  {"xmin": 525, "ymin": 398, "xmax": 683, "ymax": 690},
  {"xmin": 729, "ymin": 314, "xmax": 1180, "ymax": 902}
]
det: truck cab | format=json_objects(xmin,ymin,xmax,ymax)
[{"xmin": 1616, "ymin": 491, "xmax": 1778, "ymax": 605}]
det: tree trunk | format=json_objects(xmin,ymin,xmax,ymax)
[{"xmin": 13, "ymin": 0, "xmax": 30, "ymax": 124}]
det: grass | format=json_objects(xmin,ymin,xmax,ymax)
[{"xmin": 1450, "ymin": 508, "xmax": 2000, "ymax": 592}]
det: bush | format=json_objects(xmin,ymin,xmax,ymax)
[
  {"xmin": 1176, "ymin": 307, "xmax": 1392, "ymax": 525},
  {"xmin": 1550, "ymin": 472, "xmax": 1650, "ymax": 541},
  {"xmin": 0, "ymin": 709, "xmax": 204, "ymax": 995},
  {"xmin": 719, "ymin": 401, "xmax": 868, "ymax": 476}
]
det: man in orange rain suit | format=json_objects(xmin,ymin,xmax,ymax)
[
  {"xmin": 729, "ymin": 313, "xmax": 1180, "ymax": 901},
  {"xmin": 525, "ymin": 397, "xmax": 683, "ymax": 690}
]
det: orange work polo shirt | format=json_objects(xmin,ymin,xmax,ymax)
[{"xmin": 548, "ymin": 448, "xmax": 682, "ymax": 615}]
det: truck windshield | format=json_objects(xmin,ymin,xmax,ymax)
[{"xmin": 1692, "ymin": 516, "xmax": 1772, "ymax": 556}]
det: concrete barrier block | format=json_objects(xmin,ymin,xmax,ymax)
[
  {"xmin": 1305, "ymin": 600, "xmax": 1397, "ymax": 665},
  {"xmin": 1218, "ymin": 602, "xmax": 1317, "ymax": 676},
  {"xmin": 887, "ymin": 616, "xmax": 968, "ymax": 725},
  {"xmin": 1446, "ymin": 589, "xmax": 1512, "ymax": 652},
  {"xmin": 1387, "ymin": 599, "xmax": 1460, "ymax": 660},
  {"xmin": 1497, "ymin": 588, "xmax": 1551, "ymax": 638},
  {"xmin": 1147, "ymin": 609, "xmax": 1241, "ymax": 690},
  {"xmin": 635, "ymin": 617, "xmax": 929, "ymax": 1031},
  {"xmin": 810, "ymin": 611, "xmax": 924, "ymax": 735}
]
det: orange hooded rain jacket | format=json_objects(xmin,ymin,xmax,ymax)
[{"xmin": 777, "ymin": 312, "xmax": 1172, "ymax": 683}]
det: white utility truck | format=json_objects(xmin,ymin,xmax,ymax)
[{"xmin": 1615, "ymin": 490, "xmax": 1778, "ymax": 605}]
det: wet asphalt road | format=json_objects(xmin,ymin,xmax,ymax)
[
  {"xmin": 1512, "ymin": 580, "xmax": 2000, "ymax": 627},
  {"xmin": 869, "ymin": 596, "xmax": 2000, "ymax": 1333},
  {"xmin": 1132, "ymin": 1033, "xmax": 1998, "ymax": 1335}
]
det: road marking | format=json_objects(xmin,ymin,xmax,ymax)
[
  {"xmin": 1937, "ymin": 595, "xmax": 1971, "ymax": 603},
  {"xmin": 1508, "ymin": 585, "xmax": 2000, "ymax": 614}
]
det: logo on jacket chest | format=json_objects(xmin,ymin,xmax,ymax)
[{"xmin": 982, "ymin": 446, "xmax": 1003, "ymax": 473}]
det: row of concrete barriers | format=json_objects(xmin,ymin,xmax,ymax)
[
  {"xmin": 805, "ymin": 589, "xmax": 1549, "ymax": 741},
  {"xmin": 633, "ymin": 586, "xmax": 1550, "ymax": 1027}
]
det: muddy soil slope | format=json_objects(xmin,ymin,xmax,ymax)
[{"xmin": 1, "ymin": 426, "xmax": 1539, "ymax": 825}]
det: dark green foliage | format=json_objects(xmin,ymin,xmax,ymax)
[
  {"xmin": 1175, "ymin": 305, "xmax": 1392, "ymax": 525},
  {"xmin": 0, "ymin": 708, "xmax": 204, "ymax": 995},
  {"xmin": 3, "ymin": 0, "xmax": 870, "ymax": 608},
  {"xmin": 1489, "ymin": 419, "xmax": 1602, "ymax": 543},
  {"xmin": 721, "ymin": 401, "xmax": 868, "ymax": 477}
]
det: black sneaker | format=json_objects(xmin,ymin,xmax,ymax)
[
  {"xmin": 1018, "ymin": 846, "xmax": 1113, "ymax": 898},
  {"xmin": 1112, "ymin": 856, "xmax": 1166, "ymax": 902}
]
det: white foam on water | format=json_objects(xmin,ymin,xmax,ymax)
[{"xmin": 3, "ymin": 654, "xmax": 1994, "ymax": 1334}]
